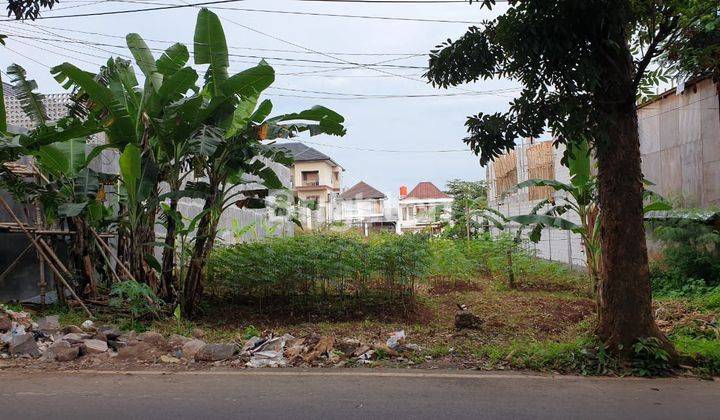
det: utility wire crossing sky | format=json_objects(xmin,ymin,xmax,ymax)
[{"xmin": 1, "ymin": 0, "xmax": 517, "ymax": 195}]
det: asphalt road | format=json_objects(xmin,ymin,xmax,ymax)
[{"xmin": 1, "ymin": 369, "xmax": 718, "ymax": 419}]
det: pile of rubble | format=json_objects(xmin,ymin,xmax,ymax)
[{"xmin": 1, "ymin": 306, "xmax": 422, "ymax": 367}]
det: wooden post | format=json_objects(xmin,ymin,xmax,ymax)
[
  {"xmin": 89, "ymin": 227, "xmax": 138, "ymax": 283},
  {"xmin": 92, "ymin": 235, "xmax": 122, "ymax": 284},
  {"xmin": 34, "ymin": 194, "xmax": 46, "ymax": 305}
]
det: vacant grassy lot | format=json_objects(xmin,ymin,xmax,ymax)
[{"xmin": 21, "ymin": 234, "xmax": 719, "ymax": 376}]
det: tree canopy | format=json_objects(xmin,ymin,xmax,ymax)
[
  {"xmin": 426, "ymin": 0, "xmax": 719, "ymax": 165},
  {"xmin": 6, "ymin": 0, "xmax": 57, "ymax": 20}
]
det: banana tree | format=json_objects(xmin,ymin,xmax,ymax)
[
  {"xmin": 0, "ymin": 64, "xmax": 114, "ymax": 298},
  {"xmin": 50, "ymin": 38, "xmax": 205, "ymax": 298},
  {"xmin": 178, "ymin": 9, "xmax": 347, "ymax": 316}
]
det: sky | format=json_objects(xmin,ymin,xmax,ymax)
[{"xmin": 0, "ymin": 0, "xmax": 518, "ymax": 199}]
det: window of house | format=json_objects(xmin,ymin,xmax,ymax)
[
  {"xmin": 374, "ymin": 200, "xmax": 382, "ymax": 214},
  {"xmin": 302, "ymin": 171, "xmax": 320, "ymax": 186}
]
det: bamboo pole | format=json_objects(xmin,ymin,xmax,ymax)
[
  {"xmin": 0, "ymin": 196, "xmax": 92, "ymax": 318},
  {"xmin": 0, "ymin": 243, "xmax": 33, "ymax": 283},
  {"xmin": 92, "ymin": 235, "xmax": 122, "ymax": 284},
  {"xmin": 89, "ymin": 227, "xmax": 137, "ymax": 283},
  {"xmin": 34, "ymin": 191, "xmax": 46, "ymax": 305}
]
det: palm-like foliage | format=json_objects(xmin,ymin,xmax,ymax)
[
  {"xmin": 16, "ymin": 8, "xmax": 345, "ymax": 314},
  {"xmin": 507, "ymin": 141, "xmax": 671, "ymax": 289},
  {"xmin": 6, "ymin": 64, "xmax": 47, "ymax": 126},
  {"xmin": 0, "ymin": 8, "xmax": 346, "ymax": 314}
]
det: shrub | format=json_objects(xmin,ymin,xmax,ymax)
[
  {"xmin": 427, "ymin": 239, "xmax": 473, "ymax": 284},
  {"xmin": 109, "ymin": 280, "xmax": 160, "ymax": 323},
  {"xmin": 631, "ymin": 337, "xmax": 672, "ymax": 377},
  {"xmin": 649, "ymin": 218, "xmax": 720, "ymax": 295},
  {"xmin": 206, "ymin": 232, "xmax": 430, "ymax": 305}
]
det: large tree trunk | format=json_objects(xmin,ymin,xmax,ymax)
[
  {"xmin": 595, "ymin": 101, "xmax": 675, "ymax": 359},
  {"xmin": 592, "ymin": 17, "xmax": 677, "ymax": 361}
]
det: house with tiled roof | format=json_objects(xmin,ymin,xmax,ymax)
[
  {"xmin": 272, "ymin": 142, "xmax": 344, "ymax": 228},
  {"xmin": 336, "ymin": 181, "xmax": 396, "ymax": 233},
  {"xmin": 397, "ymin": 181, "xmax": 453, "ymax": 233}
]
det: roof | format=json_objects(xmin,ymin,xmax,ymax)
[
  {"xmin": 340, "ymin": 181, "xmax": 386, "ymax": 200},
  {"xmin": 272, "ymin": 142, "xmax": 340, "ymax": 167},
  {"xmin": 645, "ymin": 209, "xmax": 720, "ymax": 225},
  {"xmin": 402, "ymin": 182, "xmax": 450, "ymax": 200},
  {"xmin": 638, "ymin": 74, "xmax": 716, "ymax": 110}
]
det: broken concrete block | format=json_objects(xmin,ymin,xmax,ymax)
[
  {"xmin": 37, "ymin": 315, "xmax": 60, "ymax": 334},
  {"xmin": 9, "ymin": 333, "xmax": 40, "ymax": 357},
  {"xmin": 195, "ymin": 343, "xmax": 237, "ymax": 362},
  {"xmin": 63, "ymin": 325, "xmax": 83, "ymax": 334},
  {"xmin": 45, "ymin": 344, "xmax": 80, "ymax": 362},
  {"xmin": 117, "ymin": 342, "xmax": 153, "ymax": 360},
  {"xmin": 61, "ymin": 333, "xmax": 85, "ymax": 344},
  {"xmin": 82, "ymin": 339, "xmax": 108, "ymax": 354},
  {"xmin": 0, "ymin": 314, "xmax": 13, "ymax": 333},
  {"xmin": 181, "ymin": 339, "xmax": 206, "ymax": 360},
  {"xmin": 97, "ymin": 326, "xmax": 122, "ymax": 341},
  {"xmin": 168, "ymin": 334, "xmax": 191, "ymax": 350}
]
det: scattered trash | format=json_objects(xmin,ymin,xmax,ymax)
[
  {"xmin": 386, "ymin": 330, "xmax": 405, "ymax": 350},
  {"xmin": 246, "ymin": 335, "xmax": 288, "ymax": 368},
  {"xmin": 241, "ymin": 336, "xmax": 264, "ymax": 354},
  {"xmin": 0, "ymin": 305, "xmax": 422, "ymax": 369}
]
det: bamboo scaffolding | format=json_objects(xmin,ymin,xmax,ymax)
[{"xmin": 0, "ymin": 195, "xmax": 93, "ymax": 318}]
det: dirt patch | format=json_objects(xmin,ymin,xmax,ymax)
[
  {"xmin": 429, "ymin": 280, "xmax": 484, "ymax": 295},
  {"xmin": 195, "ymin": 294, "xmax": 434, "ymax": 327},
  {"xmin": 654, "ymin": 300, "xmax": 718, "ymax": 338}
]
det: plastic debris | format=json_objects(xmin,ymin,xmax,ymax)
[
  {"xmin": 386, "ymin": 330, "xmax": 405, "ymax": 350},
  {"xmin": 246, "ymin": 335, "xmax": 289, "ymax": 368}
]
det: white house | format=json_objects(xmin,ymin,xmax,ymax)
[
  {"xmin": 397, "ymin": 182, "xmax": 453, "ymax": 234},
  {"xmin": 336, "ymin": 181, "xmax": 396, "ymax": 233}
]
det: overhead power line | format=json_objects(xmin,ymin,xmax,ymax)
[
  {"xmin": 301, "ymin": 140, "xmax": 468, "ymax": 153},
  {"xmin": 1, "ymin": 0, "xmax": 490, "ymax": 21},
  {"xmin": 7, "ymin": 21, "xmax": 427, "ymax": 57},
  {"xmin": 79, "ymin": 0, "xmax": 480, "ymax": 23},
  {"xmin": 2, "ymin": 32, "xmax": 428, "ymax": 69},
  {"xmin": 0, "ymin": 0, "xmax": 253, "ymax": 21},
  {"xmin": 175, "ymin": 0, "xmax": 483, "ymax": 94}
]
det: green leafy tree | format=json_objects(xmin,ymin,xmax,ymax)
[
  {"xmin": 445, "ymin": 179, "xmax": 488, "ymax": 240},
  {"xmin": 426, "ymin": 0, "xmax": 718, "ymax": 358}
]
